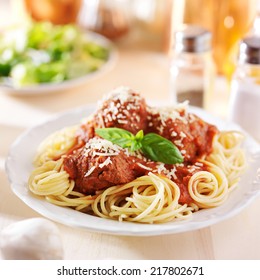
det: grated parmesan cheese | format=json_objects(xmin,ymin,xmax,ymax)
[
  {"xmin": 99, "ymin": 157, "xmax": 112, "ymax": 168},
  {"xmin": 102, "ymin": 86, "xmax": 141, "ymax": 105},
  {"xmin": 137, "ymin": 163, "xmax": 153, "ymax": 171},
  {"xmin": 84, "ymin": 166, "xmax": 96, "ymax": 177},
  {"xmin": 166, "ymin": 166, "xmax": 177, "ymax": 180},
  {"xmin": 117, "ymin": 119, "xmax": 128, "ymax": 124},
  {"xmin": 195, "ymin": 162, "xmax": 203, "ymax": 167},
  {"xmin": 156, "ymin": 163, "xmax": 168, "ymax": 174},
  {"xmin": 171, "ymin": 131, "xmax": 178, "ymax": 137},
  {"xmin": 188, "ymin": 167, "xmax": 196, "ymax": 173},
  {"xmin": 147, "ymin": 102, "xmax": 189, "ymax": 125},
  {"xmin": 180, "ymin": 131, "xmax": 186, "ymax": 138},
  {"xmin": 84, "ymin": 137, "xmax": 123, "ymax": 157},
  {"xmin": 93, "ymin": 151, "xmax": 119, "ymax": 157},
  {"xmin": 174, "ymin": 139, "xmax": 184, "ymax": 147}
]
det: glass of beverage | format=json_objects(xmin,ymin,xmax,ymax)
[
  {"xmin": 23, "ymin": 0, "xmax": 82, "ymax": 24},
  {"xmin": 182, "ymin": 0, "xmax": 258, "ymax": 80}
]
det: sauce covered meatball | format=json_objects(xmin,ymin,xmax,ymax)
[
  {"xmin": 93, "ymin": 86, "xmax": 148, "ymax": 134},
  {"xmin": 147, "ymin": 104, "xmax": 218, "ymax": 162},
  {"xmin": 63, "ymin": 137, "xmax": 156, "ymax": 194},
  {"xmin": 76, "ymin": 87, "xmax": 148, "ymax": 144}
]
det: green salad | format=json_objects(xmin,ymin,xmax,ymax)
[{"xmin": 0, "ymin": 21, "xmax": 110, "ymax": 88}]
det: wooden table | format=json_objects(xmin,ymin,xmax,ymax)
[{"xmin": 1, "ymin": 0, "xmax": 260, "ymax": 261}]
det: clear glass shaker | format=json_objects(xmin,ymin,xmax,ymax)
[
  {"xmin": 170, "ymin": 25, "xmax": 215, "ymax": 109},
  {"xmin": 228, "ymin": 36, "xmax": 260, "ymax": 141}
]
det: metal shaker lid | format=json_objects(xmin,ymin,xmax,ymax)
[
  {"xmin": 174, "ymin": 25, "xmax": 212, "ymax": 53},
  {"xmin": 239, "ymin": 36, "xmax": 260, "ymax": 64}
]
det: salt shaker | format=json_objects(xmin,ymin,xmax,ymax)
[
  {"xmin": 228, "ymin": 36, "xmax": 260, "ymax": 142},
  {"xmin": 170, "ymin": 25, "xmax": 215, "ymax": 109}
]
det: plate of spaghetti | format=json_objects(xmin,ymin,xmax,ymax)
[{"xmin": 5, "ymin": 87, "xmax": 260, "ymax": 236}]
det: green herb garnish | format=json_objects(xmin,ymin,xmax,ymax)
[{"xmin": 95, "ymin": 128, "xmax": 183, "ymax": 164}]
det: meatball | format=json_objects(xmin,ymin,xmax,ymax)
[
  {"xmin": 63, "ymin": 149, "xmax": 135, "ymax": 194},
  {"xmin": 147, "ymin": 105, "xmax": 218, "ymax": 162},
  {"xmin": 63, "ymin": 137, "xmax": 152, "ymax": 194},
  {"xmin": 93, "ymin": 86, "xmax": 148, "ymax": 134}
]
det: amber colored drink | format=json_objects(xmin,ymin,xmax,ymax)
[
  {"xmin": 183, "ymin": 0, "xmax": 257, "ymax": 79},
  {"xmin": 24, "ymin": 0, "xmax": 82, "ymax": 24}
]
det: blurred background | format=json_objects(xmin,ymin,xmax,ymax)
[
  {"xmin": 1, "ymin": 0, "xmax": 260, "ymax": 127},
  {"xmin": 1, "ymin": 0, "xmax": 258, "ymax": 78}
]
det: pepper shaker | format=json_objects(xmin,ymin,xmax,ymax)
[{"xmin": 170, "ymin": 25, "xmax": 215, "ymax": 109}]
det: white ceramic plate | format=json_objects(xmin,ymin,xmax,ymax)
[
  {"xmin": 5, "ymin": 104, "xmax": 260, "ymax": 236},
  {"xmin": 0, "ymin": 32, "xmax": 117, "ymax": 96}
]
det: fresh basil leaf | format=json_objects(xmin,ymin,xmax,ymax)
[
  {"xmin": 95, "ymin": 128, "xmax": 184, "ymax": 164},
  {"xmin": 130, "ymin": 140, "xmax": 142, "ymax": 152},
  {"xmin": 95, "ymin": 128, "xmax": 134, "ymax": 148},
  {"xmin": 135, "ymin": 130, "xmax": 144, "ymax": 141},
  {"xmin": 141, "ymin": 133, "xmax": 183, "ymax": 164},
  {"xmin": 131, "ymin": 130, "xmax": 144, "ymax": 151}
]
